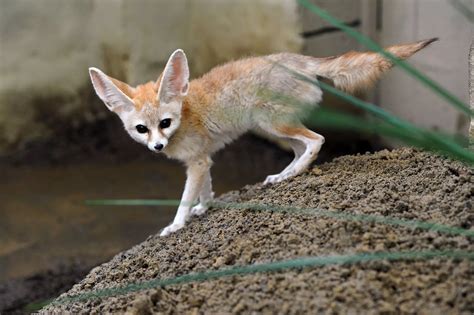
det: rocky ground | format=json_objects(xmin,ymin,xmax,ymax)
[{"xmin": 41, "ymin": 148, "xmax": 473, "ymax": 314}]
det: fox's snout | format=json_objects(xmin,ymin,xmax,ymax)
[
  {"xmin": 146, "ymin": 128, "xmax": 170, "ymax": 153},
  {"xmin": 148, "ymin": 140, "xmax": 167, "ymax": 153}
]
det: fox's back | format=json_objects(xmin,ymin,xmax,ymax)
[
  {"xmin": 193, "ymin": 53, "xmax": 322, "ymax": 107},
  {"xmin": 192, "ymin": 38, "xmax": 437, "ymax": 112}
]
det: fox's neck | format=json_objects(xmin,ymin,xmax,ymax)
[
  {"xmin": 162, "ymin": 80, "xmax": 212, "ymax": 161},
  {"xmin": 173, "ymin": 80, "xmax": 208, "ymax": 138}
]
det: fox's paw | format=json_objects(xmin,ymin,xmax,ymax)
[
  {"xmin": 191, "ymin": 203, "xmax": 208, "ymax": 216},
  {"xmin": 160, "ymin": 222, "xmax": 185, "ymax": 236},
  {"xmin": 263, "ymin": 174, "xmax": 279, "ymax": 185},
  {"xmin": 264, "ymin": 172, "xmax": 293, "ymax": 185}
]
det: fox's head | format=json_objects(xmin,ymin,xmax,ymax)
[{"xmin": 89, "ymin": 49, "xmax": 189, "ymax": 153}]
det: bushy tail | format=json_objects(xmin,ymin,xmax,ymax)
[{"xmin": 313, "ymin": 38, "xmax": 438, "ymax": 93}]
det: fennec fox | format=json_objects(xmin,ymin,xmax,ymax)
[{"xmin": 89, "ymin": 38, "xmax": 436, "ymax": 236}]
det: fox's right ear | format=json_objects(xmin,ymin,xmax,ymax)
[
  {"xmin": 89, "ymin": 67, "xmax": 134, "ymax": 113},
  {"xmin": 157, "ymin": 49, "xmax": 189, "ymax": 104}
]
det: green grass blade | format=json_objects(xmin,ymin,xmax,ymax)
[
  {"xmin": 85, "ymin": 199, "xmax": 182, "ymax": 206},
  {"xmin": 315, "ymin": 82, "xmax": 474, "ymax": 164},
  {"xmin": 44, "ymin": 250, "xmax": 474, "ymax": 307},
  {"xmin": 86, "ymin": 199, "xmax": 474, "ymax": 238}
]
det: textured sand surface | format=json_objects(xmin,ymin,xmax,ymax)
[{"xmin": 42, "ymin": 149, "xmax": 474, "ymax": 314}]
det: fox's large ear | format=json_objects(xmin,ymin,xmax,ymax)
[
  {"xmin": 157, "ymin": 49, "xmax": 189, "ymax": 104},
  {"xmin": 89, "ymin": 67, "xmax": 134, "ymax": 113}
]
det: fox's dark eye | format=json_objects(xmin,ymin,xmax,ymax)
[
  {"xmin": 136, "ymin": 124, "xmax": 148, "ymax": 133},
  {"xmin": 159, "ymin": 118, "xmax": 172, "ymax": 129}
]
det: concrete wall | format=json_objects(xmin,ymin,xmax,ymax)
[{"xmin": 0, "ymin": 0, "xmax": 302, "ymax": 152}]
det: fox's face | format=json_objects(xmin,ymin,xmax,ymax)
[{"xmin": 89, "ymin": 49, "xmax": 189, "ymax": 153}]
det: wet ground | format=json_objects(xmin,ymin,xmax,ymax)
[{"xmin": 42, "ymin": 148, "xmax": 474, "ymax": 314}]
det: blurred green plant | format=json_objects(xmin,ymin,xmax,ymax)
[
  {"xmin": 261, "ymin": 70, "xmax": 474, "ymax": 164},
  {"xmin": 86, "ymin": 199, "xmax": 183, "ymax": 207}
]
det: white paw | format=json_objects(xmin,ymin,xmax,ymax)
[
  {"xmin": 264, "ymin": 172, "xmax": 293, "ymax": 185},
  {"xmin": 160, "ymin": 222, "xmax": 185, "ymax": 236},
  {"xmin": 263, "ymin": 174, "xmax": 280, "ymax": 185},
  {"xmin": 191, "ymin": 203, "xmax": 208, "ymax": 216}
]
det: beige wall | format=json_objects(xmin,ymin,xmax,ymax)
[
  {"xmin": 301, "ymin": 0, "xmax": 362, "ymax": 57},
  {"xmin": 377, "ymin": 0, "xmax": 473, "ymax": 135},
  {"xmin": 0, "ymin": 0, "xmax": 302, "ymax": 152},
  {"xmin": 1, "ymin": 0, "xmax": 470, "ymax": 153}
]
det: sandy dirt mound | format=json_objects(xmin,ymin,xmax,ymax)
[{"xmin": 42, "ymin": 148, "xmax": 473, "ymax": 314}]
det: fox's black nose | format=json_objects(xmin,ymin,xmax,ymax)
[{"xmin": 154, "ymin": 144, "xmax": 164, "ymax": 151}]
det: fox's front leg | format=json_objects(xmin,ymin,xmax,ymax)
[
  {"xmin": 160, "ymin": 157, "xmax": 211, "ymax": 236},
  {"xmin": 190, "ymin": 168, "xmax": 214, "ymax": 216}
]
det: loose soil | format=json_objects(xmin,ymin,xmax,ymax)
[{"xmin": 42, "ymin": 148, "xmax": 473, "ymax": 314}]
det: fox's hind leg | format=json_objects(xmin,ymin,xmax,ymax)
[
  {"xmin": 263, "ymin": 139, "xmax": 305, "ymax": 184},
  {"xmin": 262, "ymin": 124, "xmax": 324, "ymax": 185}
]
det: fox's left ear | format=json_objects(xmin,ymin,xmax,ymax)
[{"xmin": 157, "ymin": 49, "xmax": 189, "ymax": 104}]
